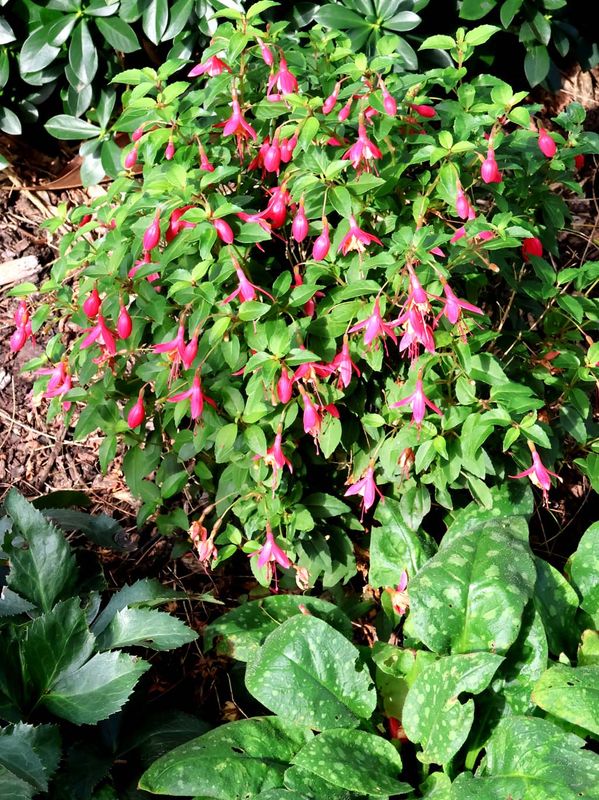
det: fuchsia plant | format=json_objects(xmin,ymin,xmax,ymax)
[{"xmin": 18, "ymin": 10, "xmax": 598, "ymax": 587}]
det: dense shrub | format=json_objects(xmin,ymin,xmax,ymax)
[{"xmin": 11, "ymin": 3, "xmax": 598, "ymax": 589}]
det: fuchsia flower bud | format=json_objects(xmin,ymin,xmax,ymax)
[
  {"xmin": 14, "ymin": 300, "xmax": 28, "ymax": 327},
  {"xmin": 79, "ymin": 213, "xmax": 92, "ymax": 227},
  {"xmin": 575, "ymin": 154, "xmax": 585, "ymax": 170},
  {"xmin": 132, "ymin": 125, "xmax": 145, "ymax": 142},
  {"xmin": 188, "ymin": 55, "xmax": 231, "ymax": 77},
  {"xmin": 10, "ymin": 326, "xmax": 28, "ymax": 353},
  {"xmin": 379, "ymin": 80, "xmax": 396, "ymax": 116},
  {"xmin": 338, "ymin": 98, "xmax": 353, "ymax": 122},
  {"xmin": 292, "ymin": 199, "xmax": 309, "ymax": 243},
  {"xmin": 301, "ymin": 393, "xmax": 321, "ymax": 437},
  {"xmin": 182, "ymin": 334, "xmax": 198, "ymax": 370},
  {"xmin": 480, "ymin": 145, "xmax": 502, "ymax": 184},
  {"xmin": 143, "ymin": 212, "xmax": 161, "ymax": 252},
  {"xmin": 456, "ymin": 185, "xmax": 472, "ymax": 220},
  {"xmin": 537, "ymin": 127, "xmax": 556, "ymax": 158},
  {"xmin": 166, "ymin": 206, "xmax": 196, "ymax": 243},
  {"xmin": 127, "ymin": 391, "xmax": 145, "ymax": 429},
  {"xmin": 258, "ymin": 39, "xmax": 274, "ymax": 66},
  {"xmin": 213, "ymin": 218, "xmax": 234, "ymax": 244},
  {"xmin": 522, "ymin": 237, "xmax": 543, "ymax": 260},
  {"xmin": 83, "ymin": 287, "xmax": 101, "ymax": 319},
  {"xmin": 410, "ymin": 103, "xmax": 436, "ymax": 118},
  {"xmin": 165, "ymin": 139, "xmax": 175, "ymax": 160},
  {"xmin": 312, "ymin": 217, "xmax": 331, "ymax": 261},
  {"xmin": 322, "ymin": 82, "xmax": 341, "ymax": 115},
  {"xmin": 264, "ymin": 137, "xmax": 281, "ymax": 173},
  {"xmin": 277, "ymin": 366, "xmax": 293, "ymax": 404},
  {"xmin": 124, "ymin": 146, "xmax": 138, "ymax": 169},
  {"xmin": 117, "ymin": 305, "xmax": 133, "ymax": 340}
]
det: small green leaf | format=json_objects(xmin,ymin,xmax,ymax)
[
  {"xmin": 524, "ymin": 45, "xmax": 550, "ymax": 87},
  {"xmin": 465, "ymin": 25, "xmax": 500, "ymax": 46},
  {"xmin": 419, "ymin": 34, "xmax": 456, "ymax": 50}
]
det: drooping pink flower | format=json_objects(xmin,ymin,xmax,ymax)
[
  {"xmin": 165, "ymin": 139, "xmax": 175, "ymax": 160},
  {"xmin": 342, "ymin": 122, "xmax": 382, "ymax": 173},
  {"xmin": 220, "ymin": 95, "xmax": 257, "ymax": 158},
  {"xmin": 257, "ymin": 39, "xmax": 274, "ymax": 66},
  {"xmin": 83, "ymin": 287, "xmax": 101, "ymax": 319},
  {"xmin": 522, "ymin": 237, "xmax": 543, "ymax": 260},
  {"xmin": 117, "ymin": 305, "xmax": 133, "ymax": 339},
  {"xmin": 293, "ymin": 360, "xmax": 335, "ymax": 386},
  {"xmin": 80, "ymin": 313, "xmax": 117, "ymax": 356},
  {"xmin": 390, "ymin": 371, "xmax": 443, "ymax": 428},
  {"xmin": 280, "ymin": 134, "xmax": 297, "ymax": 163},
  {"xmin": 188, "ymin": 55, "xmax": 231, "ymax": 77},
  {"xmin": 322, "ymin": 82, "xmax": 341, "ymax": 115},
  {"xmin": 575, "ymin": 154, "xmax": 585, "ymax": 170},
  {"xmin": 255, "ymin": 524, "xmax": 291, "ymax": 570},
  {"xmin": 182, "ymin": 334, "xmax": 198, "ymax": 370},
  {"xmin": 480, "ymin": 145, "xmax": 502, "ymax": 184},
  {"xmin": 292, "ymin": 199, "xmax": 309, "ymax": 243},
  {"xmin": 167, "ymin": 372, "xmax": 216, "ymax": 421},
  {"xmin": 14, "ymin": 300, "xmax": 28, "ymax": 327},
  {"xmin": 143, "ymin": 212, "xmax": 161, "ymax": 251},
  {"xmin": 264, "ymin": 137, "xmax": 281, "ymax": 174},
  {"xmin": 189, "ymin": 520, "xmax": 217, "ymax": 565},
  {"xmin": 213, "ymin": 217, "xmax": 235, "ymax": 244},
  {"xmin": 223, "ymin": 262, "xmax": 274, "ymax": 304},
  {"xmin": 301, "ymin": 392, "xmax": 322, "ymax": 437},
  {"xmin": 166, "ymin": 206, "xmax": 196, "ymax": 243},
  {"xmin": 338, "ymin": 214, "xmax": 382, "ymax": 255},
  {"xmin": 198, "ymin": 141, "xmax": 215, "ymax": 172},
  {"xmin": 510, "ymin": 442, "xmax": 561, "ymax": 504},
  {"xmin": 153, "ymin": 323, "xmax": 186, "ymax": 360},
  {"xmin": 410, "ymin": 103, "xmax": 436, "ymax": 118},
  {"xmin": 349, "ymin": 297, "xmax": 399, "ymax": 350},
  {"xmin": 128, "ymin": 251, "xmax": 160, "ymax": 284},
  {"xmin": 261, "ymin": 184, "xmax": 290, "ymax": 228},
  {"xmin": 437, "ymin": 278, "xmax": 483, "ymax": 326},
  {"xmin": 331, "ymin": 338, "xmax": 361, "ymax": 388},
  {"xmin": 338, "ymin": 98, "xmax": 353, "ymax": 122},
  {"xmin": 267, "ymin": 56, "xmax": 298, "ymax": 97},
  {"xmin": 344, "ymin": 463, "xmax": 384, "ymax": 518},
  {"xmin": 312, "ymin": 217, "xmax": 331, "ymax": 261},
  {"xmin": 255, "ymin": 430, "xmax": 293, "ymax": 480},
  {"xmin": 397, "ymin": 307, "xmax": 436, "ymax": 360},
  {"xmin": 124, "ymin": 146, "xmax": 138, "ymax": 169},
  {"xmin": 456, "ymin": 185, "xmax": 473, "ymax": 220},
  {"xmin": 277, "ymin": 366, "xmax": 293, "ymax": 404},
  {"xmin": 36, "ymin": 361, "xmax": 72, "ymax": 409},
  {"xmin": 379, "ymin": 80, "xmax": 397, "ymax": 116},
  {"xmin": 390, "ymin": 570, "xmax": 409, "ymax": 615},
  {"xmin": 127, "ymin": 391, "xmax": 145, "ymax": 429},
  {"xmin": 537, "ymin": 127, "xmax": 556, "ymax": 158},
  {"xmin": 10, "ymin": 326, "xmax": 28, "ymax": 352}
]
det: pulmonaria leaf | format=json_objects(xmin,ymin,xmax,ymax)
[
  {"xmin": 451, "ymin": 716, "xmax": 599, "ymax": 799},
  {"xmin": 402, "ymin": 652, "xmax": 503, "ymax": 764},
  {"xmin": 408, "ymin": 517, "xmax": 536, "ymax": 654},
  {"xmin": 139, "ymin": 717, "xmax": 313, "ymax": 799},
  {"xmin": 567, "ymin": 521, "xmax": 599, "ymax": 626},
  {"xmin": 291, "ymin": 728, "xmax": 412, "ymax": 796},
  {"xmin": 245, "ymin": 615, "xmax": 376, "ymax": 731},
  {"xmin": 532, "ymin": 663, "xmax": 599, "ymax": 738},
  {"xmin": 533, "ymin": 556, "xmax": 580, "ymax": 657}
]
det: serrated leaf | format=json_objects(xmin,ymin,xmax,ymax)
[
  {"xmin": 92, "ymin": 578, "xmax": 187, "ymax": 636},
  {"xmin": 41, "ymin": 651, "xmax": 150, "ymax": 724},
  {"xmin": 139, "ymin": 717, "xmax": 313, "ymax": 799},
  {"xmin": 291, "ymin": 729, "xmax": 411, "ymax": 795},
  {"xmin": 532, "ymin": 664, "xmax": 599, "ymax": 737},
  {"xmin": 96, "ymin": 606, "xmax": 197, "ymax": 651},
  {"xmin": 409, "ymin": 518, "xmax": 536, "ymax": 654},
  {"xmin": 403, "ymin": 652, "xmax": 503, "ymax": 764},
  {"xmin": 3, "ymin": 490, "xmax": 78, "ymax": 612},
  {"xmin": 245, "ymin": 615, "xmax": 376, "ymax": 730}
]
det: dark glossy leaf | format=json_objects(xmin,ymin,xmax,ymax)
[
  {"xmin": 95, "ymin": 16, "xmax": 140, "ymax": 53},
  {"xmin": 69, "ymin": 21, "xmax": 98, "ymax": 85},
  {"xmin": 143, "ymin": 0, "xmax": 169, "ymax": 45},
  {"xmin": 0, "ymin": 107, "xmax": 22, "ymax": 135},
  {"xmin": 91, "ymin": 578, "xmax": 187, "ymax": 635},
  {"xmin": 19, "ymin": 18, "xmax": 76, "ymax": 74},
  {"xmin": 524, "ymin": 45, "xmax": 550, "ymax": 87},
  {"xmin": 315, "ymin": 4, "xmax": 371, "ymax": 30},
  {"xmin": 44, "ymin": 114, "xmax": 101, "ymax": 140},
  {"xmin": 96, "ymin": 607, "xmax": 197, "ymax": 651}
]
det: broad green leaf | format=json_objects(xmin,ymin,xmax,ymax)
[
  {"xmin": 443, "ymin": 483, "xmax": 533, "ymax": 543},
  {"xmin": 96, "ymin": 17, "xmax": 140, "ymax": 53},
  {"xmin": 403, "ymin": 652, "xmax": 503, "ymax": 764},
  {"xmin": 284, "ymin": 765, "xmax": 352, "ymax": 799},
  {"xmin": 22, "ymin": 598, "xmax": 95, "ymax": 696},
  {"xmin": 491, "ymin": 603, "xmax": 547, "ymax": 714},
  {"xmin": 420, "ymin": 773, "xmax": 452, "ymax": 798},
  {"xmin": 0, "ymin": 764, "xmax": 35, "ymax": 799},
  {"xmin": 369, "ymin": 497, "xmax": 436, "ymax": 587},
  {"xmin": 459, "ymin": 0, "xmax": 497, "ymax": 20},
  {"xmin": 96, "ymin": 607, "xmax": 197, "ymax": 651},
  {"xmin": 419, "ymin": 34, "xmax": 456, "ymax": 50},
  {"xmin": 533, "ymin": 556, "xmax": 580, "ymax": 656},
  {"xmin": 532, "ymin": 664, "xmax": 599, "ymax": 737},
  {"xmin": 409, "ymin": 518, "xmax": 536, "ymax": 654},
  {"xmin": 0, "ymin": 728, "xmax": 47, "ymax": 792},
  {"xmin": 464, "ymin": 25, "xmax": 499, "ymax": 46},
  {"xmin": 3, "ymin": 490, "xmax": 78, "ymax": 612},
  {"xmin": 19, "ymin": 20, "xmax": 73, "ymax": 74},
  {"xmin": 579, "ymin": 630, "xmax": 599, "ymax": 666},
  {"xmin": 524, "ymin": 45, "xmax": 550, "ymax": 87},
  {"xmin": 568, "ymin": 521, "xmax": 599, "ymax": 625},
  {"xmin": 69, "ymin": 21, "xmax": 98, "ymax": 86},
  {"xmin": 41, "ymin": 652, "xmax": 150, "ymax": 725},
  {"xmin": 204, "ymin": 595, "xmax": 352, "ymax": 662},
  {"xmin": 92, "ymin": 578, "xmax": 187, "ymax": 635},
  {"xmin": 139, "ymin": 717, "xmax": 313, "ymax": 799},
  {"xmin": 245, "ymin": 615, "xmax": 376, "ymax": 730},
  {"xmin": 451, "ymin": 716, "xmax": 599, "ymax": 799},
  {"xmin": 143, "ymin": 0, "xmax": 169, "ymax": 45},
  {"xmin": 292, "ymin": 729, "xmax": 412, "ymax": 795},
  {"xmin": 44, "ymin": 115, "xmax": 101, "ymax": 140},
  {"xmin": 315, "ymin": 4, "xmax": 371, "ymax": 31}
]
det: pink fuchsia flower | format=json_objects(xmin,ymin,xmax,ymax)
[
  {"xmin": 537, "ymin": 127, "xmax": 556, "ymax": 158},
  {"xmin": 198, "ymin": 141, "xmax": 215, "ymax": 172},
  {"xmin": 344, "ymin": 462, "xmax": 384, "ymax": 518},
  {"xmin": 300, "ymin": 391, "xmax": 322, "ymax": 437},
  {"xmin": 410, "ymin": 103, "xmax": 436, "ymax": 118},
  {"xmin": 342, "ymin": 123, "xmax": 382, "ymax": 173},
  {"xmin": 189, "ymin": 520, "xmax": 217, "ymax": 565},
  {"xmin": 182, "ymin": 334, "xmax": 198, "ymax": 370},
  {"xmin": 389, "ymin": 570, "xmax": 409, "ymax": 616},
  {"xmin": 220, "ymin": 94, "xmax": 257, "ymax": 158},
  {"xmin": 132, "ymin": 125, "xmax": 145, "ymax": 142},
  {"xmin": 379, "ymin": 80, "xmax": 397, "ymax": 116},
  {"xmin": 510, "ymin": 441, "xmax": 561, "ymax": 504},
  {"xmin": 14, "ymin": 300, "xmax": 28, "ymax": 327},
  {"xmin": 124, "ymin": 146, "xmax": 138, "ymax": 169},
  {"xmin": 153, "ymin": 323, "xmax": 186, "ymax": 360},
  {"xmin": 213, "ymin": 217, "xmax": 235, "ymax": 244},
  {"xmin": 165, "ymin": 139, "xmax": 175, "ymax": 160},
  {"xmin": 36, "ymin": 361, "xmax": 72, "ymax": 409},
  {"xmin": 522, "ymin": 237, "xmax": 543, "ymax": 260},
  {"xmin": 128, "ymin": 251, "xmax": 160, "ymax": 283},
  {"xmin": 292, "ymin": 199, "xmax": 309, "ymax": 243},
  {"xmin": 255, "ymin": 524, "xmax": 291, "ymax": 570},
  {"xmin": 223, "ymin": 261, "xmax": 275, "ymax": 304},
  {"xmin": 292, "ymin": 359, "xmax": 335, "ymax": 386},
  {"xmin": 397, "ymin": 307, "xmax": 436, "ymax": 360},
  {"xmin": 257, "ymin": 39, "xmax": 274, "ymax": 66},
  {"xmin": 188, "ymin": 55, "xmax": 231, "ymax": 77},
  {"xmin": 391, "ymin": 370, "xmax": 443, "ymax": 428},
  {"xmin": 437, "ymin": 277, "xmax": 483, "ymax": 326},
  {"xmin": 255, "ymin": 430, "xmax": 293, "ymax": 482},
  {"xmin": 331, "ymin": 338, "xmax": 361, "ymax": 389},
  {"xmin": 280, "ymin": 134, "xmax": 297, "ymax": 163},
  {"xmin": 80, "ymin": 313, "xmax": 117, "ymax": 356},
  {"xmin": 267, "ymin": 56, "xmax": 298, "ymax": 97},
  {"xmin": 83, "ymin": 287, "xmax": 101, "ymax": 319},
  {"xmin": 166, "ymin": 205, "xmax": 196, "ymax": 243},
  {"xmin": 143, "ymin": 212, "xmax": 161, "ymax": 251},
  {"xmin": 167, "ymin": 372, "xmax": 216, "ymax": 421},
  {"xmin": 312, "ymin": 217, "xmax": 331, "ymax": 261},
  {"xmin": 322, "ymin": 82, "xmax": 341, "ymax": 115},
  {"xmin": 264, "ymin": 137, "xmax": 281, "ymax": 174},
  {"xmin": 480, "ymin": 145, "xmax": 502, "ymax": 184},
  {"xmin": 117, "ymin": 305, "xmax": 133, "ymax": 339},
  {"xmin": 277, "ymin": 366, "xmax": 293, "ymax": 404},
  {"xmin": 349, "ymin": 297, "xmax": 400, "ymax": 350},
  {"xmin": 261, "ymin": 184, "xmax": 290, "ymax": 228},
  {"xmin": 127, "ymin": 391, "xmax": 146, "ymax": 429},
  {"xmin": 338, "ymin": 98, "xmax": 353, "ymax": 122},
  {"xmin": 456, "ymin": 185, "xmax": 474, "ymax": 220},
  {"xmin": 338, "ymin": 214, "xmax": 382, "ymax": 255}
]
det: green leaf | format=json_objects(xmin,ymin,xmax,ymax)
[
  {"xmin": 369, "ymin": 497, "xmax": 436, "ymax": 587},
  {"xmin": 41, "ymin": 508, "xmax": 134, "ymax": 552},
  {"xmin": 204, "ymin": 595, "xmax": 352, "ymax": 662},
  {"xmin": 92, "ymin": 578, "xmax": 187, "ymax": 636},
  {"xmin": 143, "ymin": 0, "xmax": 169, "ymax": 46},
  {"xmin": 500, "ymin": 0, "xmax": 524, "ymax": 28},
  {"xmin": 315, "ymin": 4, "xmax": 371, "ymax": 31},
  {"xmin": 69, "ymin": 21, "xmax": 98, "ymax": 86},
  {"xmin": 19, "ymin": 19, "xmax": 75, "ymax": 74},
  {"xmin": 419, "ymin": 34, "xmax": 456, "ymax": 50},
  {"xmin": 22, "ymin": 598, "xmax": 95, "ymax": 696},
  {"xmin": 96, "ymin": 607, "xmax": 197, "ymax": 651},
  {"xmin": 95, "ymin": 17, "xmax": 140, "ymax": 53},
  {"xmin": 297, "ymin": 117, "xmax": 319, "ymax": 153},
  {"xmin": 533, "ymin": 556, "xmax": 580, "ymax": 656},
  {"xmin": 409, "ymin": 518, "xmax": 536, "ymax": 654},
  {"xmin": 44, "ymin": 115, "xmax": 101, "ymax": 140},
  {"xmin": 139, "ymin": 717, "xmax": 313, "ymax": 799},
  {"xmin": 533, "ymin": 664, "xmax": 599, "ymax": 737},
  {"xmin": 0, "ymin": 727, "xmax": 48, "ymax": 792},
  {"xmin": 464, "ymin": 25, "xmax": 500, "ymax": 46},
  {"xmin": 524, "ymin": 45, "xmax": 550, "ymax": 87},
  {"xmin": 452, "ymin": 716, "xmax": 599, "ymax": 799},
  {"xmin": 568, "ymin": 521, "xmax": 599, "ymax": 625},
  {"xmin": 0, "ymin": 107, "xmax": 22, "ymax": 135},
  {"xmin": 246, "ymin": 0, "xmax": 280, "ymax": 19},
  {"xmin": 245, "ymin": 615, "xmax": 376, "ymax": 730},
  {"xmin": 291, "ymin": 729, "xmax": 412, "ymax": 795},
  {"xmin": 459, "ymin": 0, "xmax": 497, "ymax": 20},
  {"xmin": 403, "ymin": 652, "xmax": 503, "ymax": 764},
  {"xmin": 41, "ymin": 651, "xmax": 150, "ymax": 725},
  {"xmin": 3, "ymin": 490, "xmax": 78, "ymax": 613}
]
